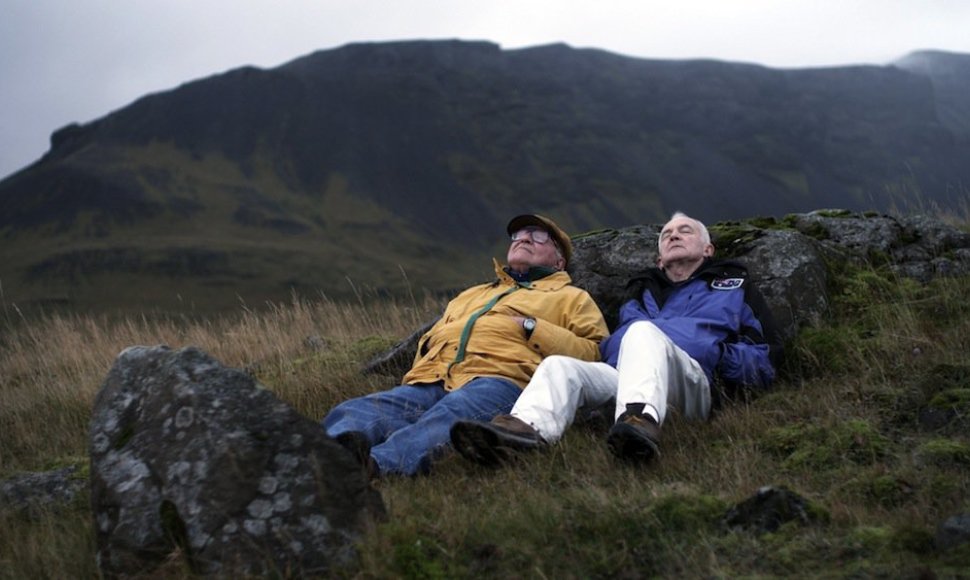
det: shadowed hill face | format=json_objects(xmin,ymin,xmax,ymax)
[
  {"xmin": 1, "ymin": 41, "xmax": 969, "ymax": 313},
  {"xmin": 0, "ymin": 165, "xmax": 165, "ymax": 231}
]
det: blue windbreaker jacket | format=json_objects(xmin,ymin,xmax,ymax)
[{"xmin": 599, "ymin": 259, "xmax": 781, "ymax": 392}]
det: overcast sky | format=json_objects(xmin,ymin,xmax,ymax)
[{"xmin": 2, "ymin": 0, "xmax": 969, "ymax": 180}]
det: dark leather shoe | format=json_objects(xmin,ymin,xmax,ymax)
[
  {"xmin": 606, "ymin": 412, "xmax": 661, "ymax": 463},
  {"xmin": 450, "ymin": 415, "xmax": 545, "ymax": 467},
  {"xmin": 335, "ymin": 431, "xmax": 380, "ymax": 480}
]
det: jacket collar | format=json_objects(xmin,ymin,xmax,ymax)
[
  {"xmin": 493, "ymin": 258, "xmax": 573, "ymax": 290},
  {"xmin": 654, "ymin": 258, "xmax": 749, "ymax": 286}
]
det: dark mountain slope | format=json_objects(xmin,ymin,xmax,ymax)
[
  {"xmin": 1, "ymin": 41, "xmax": 968, "ymax": 312},
  {"xmin": 895, "ymin": 49, "xmax": 970, "ymax": 140}
]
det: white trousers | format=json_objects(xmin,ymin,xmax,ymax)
[{"xmin": 511, "ymin": 321, "xmax": 711, "ymax": 443}]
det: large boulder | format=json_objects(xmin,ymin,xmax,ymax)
[{"xmin": 89, "ymin": 345, "xmax": 384, "ymax": 578}]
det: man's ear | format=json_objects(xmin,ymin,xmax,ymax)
[{"xmin": 703, "ymin": 243, "xmax": 715, "ymax": 257}]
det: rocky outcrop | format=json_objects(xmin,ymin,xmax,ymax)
[
  {"xmin": 365, "ymin": 211, "xmax": 970, "ymax": 378},
  {"xmin": 0, "ymin": 464, "xmax": 86, "ymax": 519},
  {"xmin": 569, "ymin": 210, "xmax": 970, "ymax": 342},
  {"xmin": 89, "ymin": 345, "xmax": 384, "ymax": 578}
]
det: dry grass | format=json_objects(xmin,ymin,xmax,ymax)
[
  {"xmin": 1, "ymin": 267, "xmax": 969, "ymax": 577},
  {"xmin": 0, "ymin": 292, "xmax": 442, "ymax": 473}
]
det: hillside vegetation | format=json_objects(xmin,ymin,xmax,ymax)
[{"xmin": 2, "ymin": 232, "xmax": 970, "ymax": 577}]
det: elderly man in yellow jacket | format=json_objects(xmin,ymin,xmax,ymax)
[{"xmin": 323, "ymin": 214, "xmax": 608, "ymax": 477}]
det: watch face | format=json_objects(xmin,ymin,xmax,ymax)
[{"xmin": 524, "ymin": 319, "xmax": 536, "ymax": 330}]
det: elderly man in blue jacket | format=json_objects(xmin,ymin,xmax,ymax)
[{"xmin": 451, "ymin": 211, "xmax": 781, "ymax": 464}]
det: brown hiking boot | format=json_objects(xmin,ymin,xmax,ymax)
[
  {"xmin": 606, "ymin": 412, "xmax": 661, "ymax": 463},
  {"xmin": 450, "ymin": 414, "xmax": 545, "ymax": 467}
]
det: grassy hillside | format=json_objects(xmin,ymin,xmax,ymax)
[
  {"xmin": 0, "ymin": 142, "xmax": 490, "ymax": 314},
  {"xmin": 1, "ymin": 246, "xmax": 969, "ymax": 577}
]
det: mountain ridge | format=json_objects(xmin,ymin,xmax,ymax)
[{"xmin": 1, "ymin": 41, "xmax": 969, "ymax": 313}]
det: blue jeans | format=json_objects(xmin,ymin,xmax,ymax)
[{"xmin": 322, "ymin": 377, "xmax": 521, "ymax": 476}]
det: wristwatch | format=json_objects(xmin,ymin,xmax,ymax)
[{"xmin": 523, "ymin": 318, "xmax": 537, "ymax": 339}]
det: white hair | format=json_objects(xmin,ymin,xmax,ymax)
[{"xmin": 658, "ymin": 211, "xmax": 711, "ymax": 252}]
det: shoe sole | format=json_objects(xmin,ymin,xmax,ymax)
[
  {"xmin": 450, "ymin": 421, "xmax": 539, "ymax": 467},
  {"xmin": 606, "ymin": 423, "xmax": 660, "ymax": 463}
]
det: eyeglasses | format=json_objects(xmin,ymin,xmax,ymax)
[{"xmin": 511, "ymin": 227, "xmax": 553, "ymax": 244}]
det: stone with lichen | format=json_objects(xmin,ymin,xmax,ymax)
[{"xmin": 89, "ymin": 345, "xmax": 384, "ymax": 578}]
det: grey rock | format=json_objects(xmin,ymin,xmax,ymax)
[
  {"xmin": 792, "ymin": 211, "xmax": 903, "ymax": 256},
  {"xmin": 89, "ymin": 345, "xmax": 385, "ymax": 578},
  {"xmin": 936, "ymin": 512, "xmax": 970, "ymax": 551},
  {"xmin": 0, "ymin": 464, "xmax": 86, "ymax": 519},
  {"xmin": 736, "ymin": 229, "xmax": 830, "ymax": 342},
  {"xmin": 569, "ymin": 225, "xmax": 662, "ymax": 330},
  {"xmin": 303, "ymin": 334, "xmax": 329, "ymax": 351},
  {"xmin": 724, "ymin": 485, "xmax": 816, "ymax": 534}
]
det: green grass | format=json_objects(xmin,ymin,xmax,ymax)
[{"xmin": 2, "ymin": 254, "xmax": 970, "ymax": 577}]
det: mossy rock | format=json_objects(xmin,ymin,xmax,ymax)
[
  {"xmin": 708, "ymin": 221, "xmax": 766, "ymax": 258},
  {"xmin": 745, "ymin": 216, "xmax": 779, "ymax": 229},
  {"xmin": 814, "ymin": 209, "xmax": 854, "ymax": 218},
  {"xmin": 797, "ymin": 220, "xmax": 830, "ymax": 241},
  {"xmin": 42, "ymin": 456, "xmax": 89, "ymax": 480}
]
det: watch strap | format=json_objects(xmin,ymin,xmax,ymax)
[{"xmin": 523, "ymin": 318, "xmax": 537, "ymax": 339}]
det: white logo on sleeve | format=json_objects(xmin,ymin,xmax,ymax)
[{"xmin": 711, "ymin": 277, "xmax": 744, "ymax": 290}]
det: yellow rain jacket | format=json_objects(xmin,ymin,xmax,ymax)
[{"xmin": 403, "ymin": 259, "xmax": 609, "ymax": 391}]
